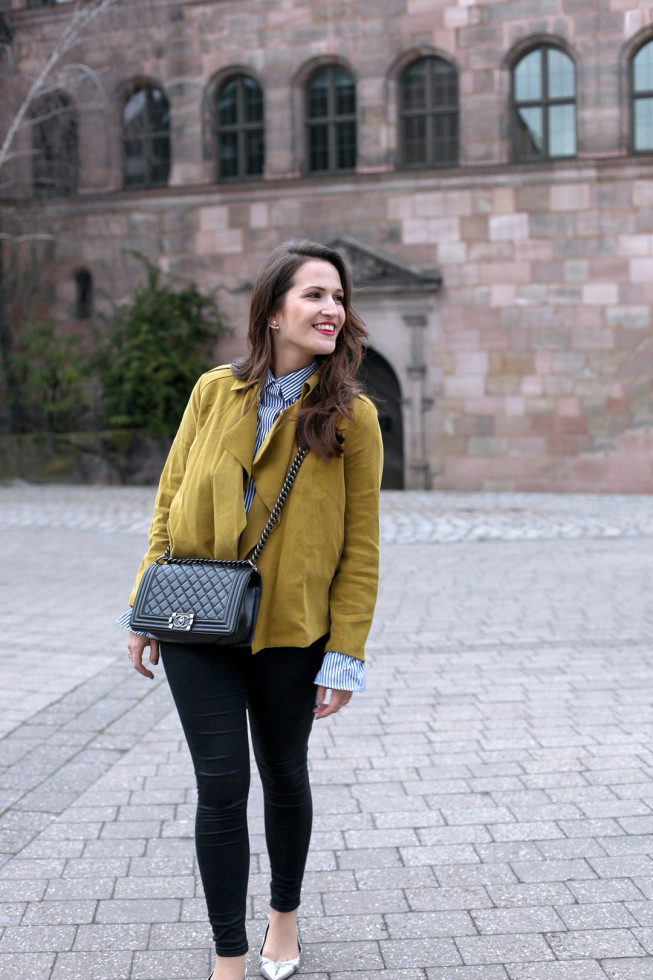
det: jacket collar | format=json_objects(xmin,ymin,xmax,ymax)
[{"xmin": 223, "ymin": 367, "xmax": 318, "ymax": 479}]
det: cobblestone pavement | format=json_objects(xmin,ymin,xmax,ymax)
[{"xmin": 1, "ymin": 485, "xmax": 653, "ymax": 979}]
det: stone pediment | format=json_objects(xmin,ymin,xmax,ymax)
[{"xmin": 329, "ymin": 236, "xmax": 441, "ymax": 294}]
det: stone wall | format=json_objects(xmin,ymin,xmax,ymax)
[{"xmin": 5, "ymin": 0, "xmax": 653, "ymax": 491}]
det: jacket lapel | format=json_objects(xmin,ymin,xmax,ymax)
[{"xmin": 221, "ymin": 379, "xmax": 258, "ymax": 477}]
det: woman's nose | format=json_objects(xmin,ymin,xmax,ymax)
[{"xmin": 321, "ymin": 295, "xmax": 338, "ymax": 315}]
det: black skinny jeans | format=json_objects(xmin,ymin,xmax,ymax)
[{"xmin": 160, "ymin": 636, "xmax": 327, "ymax": 957}]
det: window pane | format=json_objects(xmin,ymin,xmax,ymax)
[
  {"xmin": 217, "ymin": 79, "xmax": 239, "ymax": 126},
  {"xmin": 150, "ymin": 136, "xmax": 170, "ymax": 185},
  {"xmin": 148, "ymin": 87, "xmax": 169, "ymax": 133},
  {"xmin": 219, "ymin": 132, "xmax": 239, "ymax": 177},
  {"xmin": 307, "ymin": 70, "xmax": 329, "ymax": 119},
  {"xmin": 334, "ymin": 68, "xmax": 355, "ymax": 116},
  {"xmin": 515, "ymin": 106, "xmax": 544, "ymax": 157},
  {"xmin": 548, "ymin": 103, "xmax": 576, "ymax": 157},
  {"xmin": 243, "ymin": 77, "xmax": 263, "ymax": 123},
  {"xmin": 244, "ymin": 129, "xmax": 264, "ymax": 175},
  {"xmin": 547, "ymin": 48, "xmax": 575, "ymax": 99},
  {"xmin": 432, "ymin": 59, "xmax": 458, "ymax": 109},
  {"xmin": 634, "ymin": 97, "xmax": 653, "ymax": 151},
  {"xmin": 124, "ymin": 139, "xmax": 145, "ymax": 186},
  {"xmin": 123, "ymin": 90, "xmax": 147, "ymax": 137},
  {"xmin": 335, "ymin": 120, "xmax": 356, "ymax": 169},
  {"xmin": 433, "ymin": 112, "xmax": 458, "ymax": 165},
  {"xmin": 514, "ymin": 49, "xmax": 542, "ymax": 102},
  {"xmin": 634, "ymin": 41, "xmax": 653, "ymax": 93},
  {"xmin": 402, "ymin": 60, "xmax": 428, "ymax": 111},
  {"xmin": 403, "ymin": 115, "xmax": 426, "ymax": 166},
  {"xmin": 308, "ymin": 124, "xmax": 329, "ymax": 171}
]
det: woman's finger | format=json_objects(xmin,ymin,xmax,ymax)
[
  {"xmin": 127, "ymin": 633, "xmax": 156, "ymax": 680},
  {"xmin": 314, "ymin": 689, "xmax": 353, "ymax": 719}
]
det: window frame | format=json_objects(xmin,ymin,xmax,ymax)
[
  {"xmin": 214, "ymin": 73, "xmax": 265, "ymax": 182},
  {"xmin": 398, "ymin": 55, "xmax": 460, "ymax": 170},
  {"xmin": 631, "ymin": 37, "xmax": 653, "ymax": 155},
  {"xmin": 305, "ymin": 64, "xmax": 357, "ymax": 175},
  {"xmin": 511, "ymin": 44, "xmax": 577, "ymax": 163},
  {"xmin": 31, "ymin": 90, "xmax": 79, "ymax": 199},
  {"xmin": 122, "ymin": 82, "xmax": 171, "ymax": 190}
]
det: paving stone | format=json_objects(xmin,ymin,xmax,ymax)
[
  {"xmin": 95, "ymin": 899, "xmax": 182, "ymax": 923},
  {"xmin": 456, "ymin": 932, "xmax": 555, "ymax": 964},
  {"xmin": 3, "ymin": 490, "xmax": 653, "ymax": 978},
  {"xmin": 380, "ymin": 938, "xmax": 462, "ymax": 968},
  {"xmin": 546, "ymin": 928, "xmax": 646, "ymax": 958},
  {"xmin": 50, "ymin": 951, "xmax": 134, "ymax": 979},
  {"xmin": 384, "ymin": 911, "xmax": 476, "ymax": 939},
  {"xmin": 557, "ymin": 902, "xmax": 640, "ymax": 930},
  {"xmin": 470, "ymin": 906, "xmax": 566, "ymax": 934},
  {"xmin": 0, "ymin": 924, "xmax": 76, "ymax": 952},
  {"xmin": 147, "ymin": 921, "xmax": 212, "ymax": 949},
  {"xmin": 506, "ymin": 963, "xmax": 610, "ymax": 979},
  {"xmin": 0, "ymin": 904, "xmax": 26, "ymax": 927},
  {"xmin": 425, "ymin": 970, "xmax": 509, "ymax": 980},
  {"xmin": 73, "ymin": 923, "xmax": 150, "ymax": 950},
  {"xmin": 0, "ymin": 953, "xmax": 55, "ymax": 980},
  {"xmin": 602, "ymin": 962, "xmax": 653, "ymax": 979},
  {"xmin": 21, "ymin": 901, "xmax": 97, "ymax": 925}
]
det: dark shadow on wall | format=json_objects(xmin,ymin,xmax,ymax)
[{"xmin": 358, "ymin": 346, "xmax": 404, "ymax": 490}]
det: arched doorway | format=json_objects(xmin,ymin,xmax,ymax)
[{"xmin": 358, "ymin": 346, "xmax": 404, "ymax": 489}]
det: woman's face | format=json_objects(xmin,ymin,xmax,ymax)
[{"xmin": 270, "ymin": 259, "xmax": 346, "ymax": 376}]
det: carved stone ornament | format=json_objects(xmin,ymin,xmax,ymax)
[{"xmin": 329, "ymin": 236, "xmax": 441, "ymax": 294}]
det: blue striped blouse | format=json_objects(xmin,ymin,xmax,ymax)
[{"xmin": 118, "ymin": 363, "xmax": 365, "ymax": 694}]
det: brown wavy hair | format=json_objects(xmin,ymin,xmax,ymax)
[{"xmin": 231, "ymin": 239, "xmax": 368, "ymax": 460}]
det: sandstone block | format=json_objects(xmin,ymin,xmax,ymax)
[
  {"xmin": 249, "ymin": 203, "xmax": 269, "ymax": 229},
  {"xmin": 582, "ymin": 283, "xmax": 619, "ymax": 305},
  {"xmin": 571, "ymin": 328, "xmax": 614, "ymax": 350},
  {"xmin": 617, "ymin": 234, "xmax": 649, "ymax": 256},
  {"xmin": 387, "ymin": 196, "xmax": 415, "ymax": 220},
  {"xmin": 605, "ymin": 306, "xmax": 650, "ymax": 328},
  {"xmin": 489, "ymin": 213, "xmax": 529, "ymax": 242},
  {"xmin": 564, "ymin": 260, "xmax": 589, "ymax": 283},
  {"xmin": 629, "ymin": 257, "xmax": 653, "ymax": 282},
  {"xmin": 454, "ymin": 351, "xmax": 489, "ymax": 374},
  {"xmin": 444, "ymin": 375, "xmax": 485, "ymax": 398},
  {"xmin": 550, "ymin": 183, "xmax": 591, "ymax": 211}
]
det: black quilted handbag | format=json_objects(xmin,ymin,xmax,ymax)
[{"xmin": 130, "ymin": 448, "xmax": 308, "ymax": 645}]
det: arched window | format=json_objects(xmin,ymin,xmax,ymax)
[
  {"xmin": 122, "ymin": 83, "xmax": 170, "ymax": 189},
  {"xmin": 306, "ymin": 66, "xmax": 356, "ymax": 174},
  {"xmin": 512, "ymin": 45, "xmax": 576, "ymax": 160},
  {"xmin": 399, "ymin": 57, "xmax": 459, "ymax": 168},
  {"xmin": 215, "ymin": 74, "xmax": 264, "ymax": 180},
  {"xmin": 32, "ymin": 92, "xmax": 79, "ymax": 198},
  {"xmin": 74, "ymin": 268, "xmax": 93, "ymax": 320},
  {"xmin": 632, "ymin": 39, "xmax": 653, "ymax": 152}
]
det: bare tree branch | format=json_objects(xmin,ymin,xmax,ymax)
[{"xmin": 0, "ymin": 0, "xmax": 122, "ymax": 179}]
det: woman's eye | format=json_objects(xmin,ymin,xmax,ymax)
[{"xmin": 335, "ymin": 295, "xmax": 344, "ymax": 304}]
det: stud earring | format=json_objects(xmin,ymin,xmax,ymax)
[{"xmin": 268, "ymin": 320, "xmax": 279, "ymax": 330}]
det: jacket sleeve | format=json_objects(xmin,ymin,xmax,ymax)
[
  {"xmin": 127, "ymin": 376, "xmax": 203, "ymax": 607},
  {"xmin": 326, "ymin": 397, "xmax": 383, "ymax": 661}
]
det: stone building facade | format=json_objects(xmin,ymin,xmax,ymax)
[{"xmin": 3, "ymin": 0, "xmax": 653, "ymax": 491}]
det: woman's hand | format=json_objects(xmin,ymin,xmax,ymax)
[
  {"xmin": 127, "ymin": 631, "xmax": 160, "ymax": 680},
  {"xmin": 314, "ymin": 686, "xmax": 352, "ymax": 719}
]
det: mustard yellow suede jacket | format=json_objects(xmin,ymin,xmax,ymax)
[{"xmin": 129, "ymin": 365, "xmax": 383, "ymax": 660}]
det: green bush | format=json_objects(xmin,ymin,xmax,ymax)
[
  {"xmin": 3, "ymin": 317, "xmax": 92, "ymax": 433},
  {"xmin": 95, "ymin": 257, "xmax": 225, "ymax": 437}
]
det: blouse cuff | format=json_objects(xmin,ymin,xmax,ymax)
[
  {"xmin": 116, "ymin": 609, "xmax": 148, "ymax": 638},
  {"xmin": 314, "ymin": 651, "xmax": 366, "ymax": 692}
]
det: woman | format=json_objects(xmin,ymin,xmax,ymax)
[{"xmin": 125, "ymin": 240, "xmax": 383, "ymax": 980}]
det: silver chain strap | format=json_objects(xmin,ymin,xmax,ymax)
[{"xmin": 156, "ymin": 447, "xmax": 309, "ymax": 570}]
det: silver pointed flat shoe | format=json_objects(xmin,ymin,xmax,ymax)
[{"xmin": 259, "ymin": 921, "xmax": 301, "ymax": 980}]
